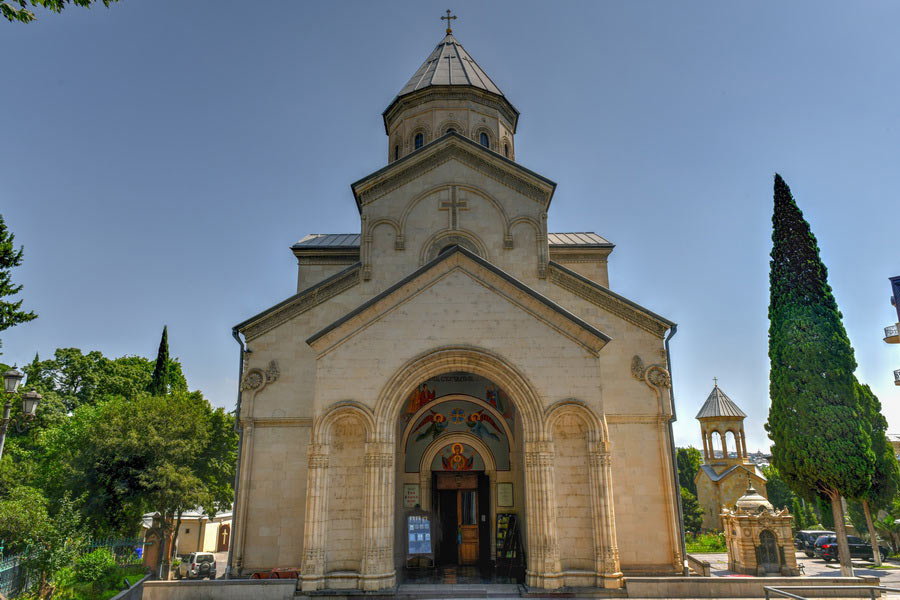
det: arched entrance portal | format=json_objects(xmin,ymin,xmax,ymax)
[{"xmin": 396, "ymin": 372, "xmax": 524, "ymax": 577}]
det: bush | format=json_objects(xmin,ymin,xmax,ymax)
[
  {"xmin": 74, "ymin": 549, "xmax": 116, "ymax": 592},
  {"xmin": 686, "ymin": 531, "xmax": 727, "ymax": 553}
]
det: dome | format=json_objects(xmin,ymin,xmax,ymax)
[{"xmin": 734, "ymin": 482, "xmax": 773, "ymax": 512}]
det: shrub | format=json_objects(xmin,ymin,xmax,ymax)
[
  {"xmin": 74, "ymin": 548, "xmax": 116, "ymax": 592},
  {"xmin": 686, "ymin": 531, "xmax": 727, "ymax": 553}
]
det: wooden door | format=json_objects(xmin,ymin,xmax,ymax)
[
  {"xmin": 217, "ymin": 524, "xmax": 230, "ymax": 552},
  {"xmin": 759, "ymin": 530, "xmax": 780, "ymax": 573},
  {"xmin": 458, "ymin": 489, "xmax": 478, "ymax": 565}
]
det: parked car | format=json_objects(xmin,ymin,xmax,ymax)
[
  {"xmin": 813, "ymin": 534, "xmax": 889, "ymax": 562},
  {"xmin": 176, "ymin": 552, "xmax": 216, "ymax": 579},
  {"xmin": 794, "ymin": 530, "xmax": 834, "ymax": 557}
]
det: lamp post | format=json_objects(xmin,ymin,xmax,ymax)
[{"xmin": 0, "ymin": 366, "xmax": 42, "ymax": 460}]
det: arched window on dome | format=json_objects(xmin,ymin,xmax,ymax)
[
  {"xmin": 480, "ymin": 132, "xmax": 489, "ymax": 148},
  {"xmin": 414, "ymin": 133, "xmax": 424, "ymax": 150},
  {"xmin": 504, "ymin": 143, "xmax": 509, "ymax": 158},
  {"xmin": 394, "ymin": 145, "xmax": 399, "ymax": 161}
]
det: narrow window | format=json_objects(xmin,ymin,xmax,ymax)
[
  {"xmin": 480, "ymin": 132, "xmax": 489, "ymax": 148},
  {"xmin": 504, "ymin": 143, "xmax": 509, "ymax": 158},
  {"xmin": 414, "ymin": 133, "xmax": 424, "ymax": 149},
  {"xmin": 394, "ymin": 145, "xmax": 399, "ymax": 160}
]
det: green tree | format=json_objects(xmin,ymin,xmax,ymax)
[
  {"xmin": 791, "ymin": 497, "xmax": 806, "ymax": 530},
  {"xmin": 681, "ymin": 487, "xmax": 704, "ymax": 534},
  {"xmin": 1, "ymin": 0, "xmax": 116, "ymax": 24},
  {"xmin": 676, "ymin": 447, "xmax": 702, "ymax": 495},
  {"xmin": 0, "ymin": 485, "xmax": 49, "ymax": 555},
  {"xmin": 853, "ymin": 381, "xmax": 900, "ymax": 565},
  {"xmin": 765, "ymin": 173, "xmax": 874, "ymax": 576},
  {"xmin": 147, "ymin": 326, "xmax": 170, "ymax": 396},
  {"xmin": 23, "ymin": 495, "xmax": 87, "ymax": 598},
  {"xmin": 761, "ymin": 464, "xmax": 797, "ymax": 511},
  {"xmin": 0, "ymin": 214, "xmax": 37, "ymax": 347}
]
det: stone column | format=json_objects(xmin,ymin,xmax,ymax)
[
  {"xmin": 701, "ymin": 431, "xmax": 710, "ymax": 460},
  {"xmin": 361, "ymin": 441, "xmax": 395, "ymax": 590},
  {"xmin": 721, "ymin": 431, "xmax": 728, "ymax": 459},
  {"xmin": 740, "ymin": 431, "xmax": 748, "ymax": 458},
  {"xmin": 524, "ymin": 440, "xmax": 562, "ymax": 589},
  {"xmin": 589, "ymin": 440, "xmax": 622, "ymax": 588},
  {"xmin": 300, "ymin": 444, "xmax": 329, "ymax": 592}
]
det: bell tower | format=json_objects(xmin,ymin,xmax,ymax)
[{"xmin": 696, "ymin": 380, "xmax": 749, "ymax": 465}]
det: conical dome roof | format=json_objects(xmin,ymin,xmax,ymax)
[
  {"xmin": 696, "ymin": 384, "xmax": 746, "ymax": 419},
  {"xmin": 396, "ymin": 34, "xmax": 505, "ymax": 97}
]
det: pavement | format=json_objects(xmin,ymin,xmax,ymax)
[{"xmin": 696, "ymin": 550, "xmax": 900, "ymax": 586}]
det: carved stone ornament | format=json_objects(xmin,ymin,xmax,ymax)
[
  {"xmin": 631, "ymin": 355, "xmax": 671, "ymax": 390},
  {"xmin": 240, "ymin": 360, "xmax": 280, "ymax": 392}
]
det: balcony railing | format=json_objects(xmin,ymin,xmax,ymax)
[
  {"xmin": 895, "ymin": 369, "xmax": 900, "ymax": 386},
  {"xmin": 886, "ymin": 324, "xmax": 900, "ymax": 344}
]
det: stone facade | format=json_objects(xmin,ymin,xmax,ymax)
[
  {"xmin": 721, "ymin": 485, "xmax": 799, "ymax": 576},
  {"xmin": 230, "ymin": 30, "xmax": 682, "ymax": 591}
]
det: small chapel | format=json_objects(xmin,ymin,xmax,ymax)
[
  {"xmin": 230, "ymin": 19, "xmax": 682, "ymax": 592},
  {"xmin": 694, "ymin": 382, "xmax": 767, "ymax": 531}
]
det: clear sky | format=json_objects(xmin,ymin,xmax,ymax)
[{"xmin": 2, "ymin": 1, "xmax": 898, "ymax": 451}]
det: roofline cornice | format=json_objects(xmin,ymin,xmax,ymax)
[
  {"xmin": 382, "ymin": 86, "xmax": 520, "ymax": 134},
  {"xmin": 350, "ymin": 132, "xmax": 555, "ymax": 213}
]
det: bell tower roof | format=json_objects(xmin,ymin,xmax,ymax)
[
  {"xmin": 696, "ymin": 383, "xmax": 746, "ymax": 419},
  {"xmin": 396, "ymin": 33, "xmax": 505, "ymax": 97}
]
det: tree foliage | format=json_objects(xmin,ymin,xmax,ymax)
[
  {"xmin": 676, "ymin": 447, "xmax": 702, "ymax": 496},
  {"xmin": 681, "ymin": 487, "xmax": 704, "ymax": 534},
  {"xmin": 854, "ymin": 381, "xmax": 900, "ymax": 510},
  {"xmin": 765, "ymin": 174, "xmax": 873, "ymax": 575},
  {"xmin": 0, "ymin": 214, "xmax": 37, "ymax": 347},
  {"xmin": 1, "ymin": 0, "xmax": 116, "ymax": 24},
  {"xmin": 761, "ymin": 464, "xmax": 796, "ymax": 511},
  {"xmin": 147, "ymin": 326, "xmax": 170, "ymax": 397}
]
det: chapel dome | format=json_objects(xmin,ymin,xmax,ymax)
[
  {"xmin": 734, "ymin": 482, "xmax": 773, "ymax": 512},
  {"xmin": 395, "ymin": 33, "xmax": 505, "ymax": 97}
]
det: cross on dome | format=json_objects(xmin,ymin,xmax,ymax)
[{"xmin": 441, "ymin": 9, "xmax": 457, "ymax": 34}]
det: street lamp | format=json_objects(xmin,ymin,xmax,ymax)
[{"xmin": 0, "ymin": 366, "xmax": 42, "ymax": 460}]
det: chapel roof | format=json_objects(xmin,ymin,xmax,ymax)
[
  {"xmin": 395, "ymin": 33, "xmax": 505, "ymax": 98},
  {"xmin": 293, "ymin": 232, "xmax": 612, "ymax": 250},
  {"xmin": 695, "ymin": 384, "xmax": 746, "ymax": 419}
]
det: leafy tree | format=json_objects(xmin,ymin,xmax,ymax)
[
  {"xmin": 681, "ymin": 487, "xmax": 704, "ymax": 534},
  {"xmin": 1, "ymin": 0, "xmax": 116, "ymax": 24},
  {"xmin": 23, "ymin": 495, "xmax": 87, "ymax": 598},
  {"xmin": 0, "ymin": 485, "xmax": 49, "ymax": 555},
  {"xmin": 853, "ymin": 381, "xmax": 900, "ymax": 565},
  {"xmin": 24, "ymin": 347, "xmax": 186, "ymax": 413},
  {"xmin": 147, "ymin": 326, "xmax": 170, "ymax": 396},
  {"xmin": 802, "ymin": 500, "xmax": 818, "ymax": 529},
  {"xmin": 676, "ymin": 447, "xmax": 702, "ymax": 495},
  {"xmin": 791, "ymin": 497, "xmax": 806, "ymax": 530},
  {"xmin": 761, "ymin": 464, "xmax": 796, "ymax": 511},
  {"xmin": 765, "ymin": 173, "xmax": 874, "ymax": 576},
  {"xmin": 0, "ymin": 214, "xmax": 37, "ymax": 348},
  {"xmin": 817, "ymin": 496, "xmax": 835, "ymax": 529}
]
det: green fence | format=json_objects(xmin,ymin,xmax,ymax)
[{"xmin": 0, "ymin": 553, "xmax": 27, "ymax": 599}]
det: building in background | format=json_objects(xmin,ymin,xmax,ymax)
[
  {"xmin": 884, "ymin": 276, "xmax": 900, "ymax": 386},
  {"xmin": 695, "ymin": 382, "xmax": 767, "ymax": 531}
]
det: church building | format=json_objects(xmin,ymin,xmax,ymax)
[
  {"xmin": 231, "ymin": 22, "xmax": 683, "ymax": 591},
  {"xmin": 694, "ymin": 382, "xmax": 767, "ymax": 531}
]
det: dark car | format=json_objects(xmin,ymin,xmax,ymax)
[
  {"xmin": 794, "ymin": 530, "xmax": 834, "ymax": 557},
  {"xmin": 814, "ymin": 534, "xmax": 889, "ymax": 562}
]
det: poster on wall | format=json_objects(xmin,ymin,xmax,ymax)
[
  {"xmin": 497, "ymin": 482, "xmax": 514, "ymax": 507},
  {"xmin": 403, "ymin": 484, "xmax": 420, "ymax": 508}
]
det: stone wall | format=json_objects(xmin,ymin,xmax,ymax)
[{"xmin": 143, "ymin": 580, "xmax": 295, "ymax": 600}]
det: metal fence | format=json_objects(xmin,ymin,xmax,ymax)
[
  {"xmin": 0, "ymin": 553, "xmax": 27, "ymax": 599},
  {"xmin": 88, "ymin": 538, "xmax": 149, "ymax": 566}
]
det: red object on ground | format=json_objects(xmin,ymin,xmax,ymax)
[{"xmin": 249, "ymin": 568, "xmax": 299, "ymax": 579}]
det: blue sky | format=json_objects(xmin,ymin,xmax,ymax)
[{"xmin": 2, "ymin": 1, "xmax": 898, "ymax": 451}]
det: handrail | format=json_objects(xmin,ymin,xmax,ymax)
[
  {"xmin": 685, "ymin": 553, "xmax": 711, "ymax": 577},
  {"xmin": 764, "ymin": 585, "xmax": 900, "ymax": 600}
]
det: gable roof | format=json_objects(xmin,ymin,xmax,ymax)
[
  {"xmin": 698, "ymin": 463, "xmax": 765, "ymax": 483},
  {"xmin": 350, "ymin": 131, "xmax": 556, "ymax": 213},
  {"xmin": 696, "ymin": 384, "xmax": 746, "ymax": 419},
  {"xmin": 292, "ymin": 232, "xmax": 612, "ymax": 250},
  {"xmin": 306, "ymin": 245, "xmax": 611, "ymax": 356}
]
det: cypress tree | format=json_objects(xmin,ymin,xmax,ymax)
[
  {"xmin": 148, "ymin": 326, "xmax": 170, "ymax": 396},
  {"xmin": 765, "ymin": 174, "xmax": 874, "ymax": 576},
  {"xmin": 855, "ymin": 381, "xmax": 899, "ymax": 565}
]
